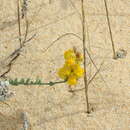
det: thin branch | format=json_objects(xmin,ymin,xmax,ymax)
[
  {"xmin": 0, "ymin": 53, "xmax": 20, "ymax": 78},
  {"xmin": 81, "ymin": 0, "xmax": 90, "ymax": 113},
  {"xmin": 23, "ymin": 33, "xmax": 36, "ymax": 44},
  {"xmin": 17, "ymin": 0, "xmax": 22, "ymax": 47},
  {"xmin": 42, "ymin": 33, "xmax": 82, "ymax": 54},
  {"xmin": 85, "ymin": 48, "xmax": 109, "ymax": 88},
  {"xmin": 23, "ymin": 15, "xmax": 29, "ymax": 44},
  {"xmin": 73, "ymin": 59, "xmax": 105, "ymax": 92},
  {"xmin": 103, "ymin": 0, "xmax": 116, "ymax": 59}
]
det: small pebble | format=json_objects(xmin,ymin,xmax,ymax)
[{"xmin": 115, "ymin": 49, "xmax": 127, "ymax": 59}]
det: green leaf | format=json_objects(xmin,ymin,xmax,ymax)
[
  {"xmin": 34, "ymin": 79, "xmax": 39, "ymax": 84},
  {"xmin": 30, "ymin": 81, "xmax": 34, "ymax": 84},
  {"xmin": 13, "ymin": 78, "xmax": 18, "ymax": 85},
  {"xmin": 25, "ymin": 78, "xmax": 30, "ymax": 85},
  {"xmin": 20, "ymin": 78, "xmax": 25, "ymax": 84}
]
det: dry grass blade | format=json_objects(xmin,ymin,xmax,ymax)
[
  {"xmin": 23, "ymin": 16, "xmax": 29, "ymax": 44},
  {"xmin": 73, "ymin": 59, "xmax": 105, "ymax": 92},
  {"xmin": 85, "ymin": 48, "xmax": 109, "ymax": 88},
  {"xmin": 103, "ymin": 0, "xmax": 116, "ymax": 59},
  {"xmin": 17, "ymin": 0, "xmax": 22, "ymax": 47},
  {"xmin": 0, "ymin": 53, "xmax": 20, "ymax": 78},
  {"xmin": 81, "ymin": 0, "xmax": 90, "ymax": 113},
  {"xmin": 42, "ymin": 33, "xmax": 82, "ymax": 54}
]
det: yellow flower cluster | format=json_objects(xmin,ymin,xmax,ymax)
[{"xmin": 58, "ymin": 49, "xmax": 84, "ymax": 85}]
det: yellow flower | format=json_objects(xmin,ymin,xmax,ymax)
[
  {"xmin": 58, "ymin": 65, "xmax": 71, "ymax": 79},
  {"xmin": 58, "ymin": 48, "xmax": 84, "ymax": 86},
  {"xmin": 72, "ymin": 64, "xmax": 84, "ymax": 78},
  {"xmin": 64, "ymin": 49, "xmax": 76, "ymax": 60},
  {"xmin": 65, "ymin": 58, "xmax": 75, "ymax": 66},
  {"xmin": 67, "ymin": 74, "xmax": 77, "ymax": 85}
]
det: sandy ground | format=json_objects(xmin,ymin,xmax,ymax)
[{"xmin": 0, "ymin": 0, "xmax": 130, "ymax": 130}]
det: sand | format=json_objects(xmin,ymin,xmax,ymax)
[{"xmin": 0, "ymin": 0, "xmax": 130, "ymax": 130}]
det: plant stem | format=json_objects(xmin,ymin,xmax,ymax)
[
  {"xmin": 81, "ymin": 0, "xmax": 90, "ymax": 113},
  {"xmin": 103, "ymin": 0, "xmax": 116, "ymax": 59},
  {"xmin": 9, "ymin": 78, "xmax": 66, "ymax": 86},
  {"xmin": 17, "ymin": 0, "xmax": 22, "ymax": 47}
]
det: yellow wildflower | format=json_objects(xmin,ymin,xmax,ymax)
[
  {"xmin": 65, "ymin": 58, "xmax": 75, "ymax": 66},
  {"xmin": 58, "ymin": 48, "xmax": 84, "ymax": 86},
  {"xmin": 58, "ymin": 65, "xmax": 71, "ymax": 79},
  {"xmin": 67, "ymin": 74, "xmax": 77, "ymax": 85},
  {"xmin": 64, "ymin": 49, "xmax": 76, "ymax": 60},
  {"xmin": 71, "ymin": 64, "xmax": 84, "ymax": 78}
]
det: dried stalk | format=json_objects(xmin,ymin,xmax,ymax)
[
  {"xmin": 17, "ymin": 0, "xmax": 22, "ymax": 47},
  {"xmin": 103, "ymin": 0, "xmax": 116, "ymax": 59},
  {"xmin": 72, "ymin": 59, "xmax": 105, "ymax": 92},
  {"xmin": 81, "ymin": 0, "xmax": 90, "ymax": 113}
]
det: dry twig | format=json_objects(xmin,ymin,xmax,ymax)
[
  {"xmin": 103, "ymin": 0, "xmax": 116, "ymax": 59},
  {"xmin": 81, "ymin": 0, "xmax": 90, "ymax": 113}
]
